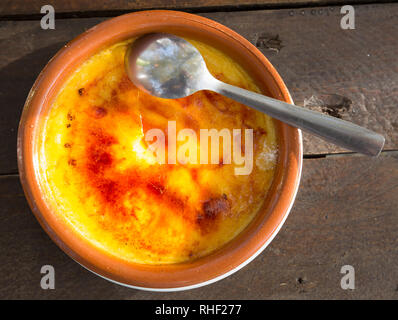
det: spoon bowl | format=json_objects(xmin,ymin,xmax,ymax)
[{"xmin": 125, "ymin": 33, "xmax": 211, "ymax": 99}]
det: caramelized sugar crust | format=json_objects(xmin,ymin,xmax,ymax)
[{"xmin": 39, "ymin": 39, "xmax": 278, "ymax": 264}]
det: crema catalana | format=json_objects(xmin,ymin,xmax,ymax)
[{"xmin": 38, "ymin": 38, "xmax": 279, "ymax": 264}]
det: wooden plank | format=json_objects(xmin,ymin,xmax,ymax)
[
  {"xmin": 0, "ymin": 0, "xmax": 371, "ymax": 17},
  {"xmin": 0, "ymin": 3, "xmax": 397, "ymax": 174},
  {"xmin": 0, "ymin": 154, "xmax": 397, "ymax": 299}
]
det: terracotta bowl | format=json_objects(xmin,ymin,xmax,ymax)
[{"xmin": 17, "ymin": 10, "xmax": 302, "ymax": 291}]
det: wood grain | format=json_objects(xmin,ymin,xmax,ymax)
[
  {"xmin": 0, "ymin": 3, "xmax": 396, "ymax": 175},
  {"xmin": 0, "ymin": 0, "xmax": 372, "ymax": 17},
  {"xmin": 0, "ymin": 154, "xmax": 397, "ymax": 299}
]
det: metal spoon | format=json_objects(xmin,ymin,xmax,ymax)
[{"xmin": 125, "ymin": 33, "xmax": 385, "ymax": 156}]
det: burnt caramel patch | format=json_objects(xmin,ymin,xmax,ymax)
[
  {"xmin": 176, "ymin": 95, "xmax": 194, "ymax": 108},
  {"xmin": 197, "ymin": 194, "xmax": 230, "ymax": 234},
  {"xmin": 86, "ymin": 130, "xmax": 116, "ymax": 175},
  {"xmin": 88, "ymin": 148, "xmax": 113, "ymax": 174},
  {"xmin": 145, "ymin": 178, "xmax": 187, "ymax": 216},
  {"xmin": 92, "ymin": 106, "xmax": 107, "ymax": 119},
  {"xmin": 204, "ymin": 90, "xmax": 228, "ymax": 112},
  {"xmin": 67, "ymin": 112, "xmax": 75, "ymax": 121},
  {"xmin": 203, "ymin": 194, "xmax": 230, "ymax": 217},
  {"xmin": 78, "ymin": 88, "xmax": 86, "ymax": 96},
  {"xmin": 254, "ymin": 127, "xmax": 267, "ymax": 137},
  {"xmin": 147, "ymin": 181, "xmax": 165, "ymax": 195},
  {"xmin": 110, "ymin": 96, "xmax": 129, "ymax": 113},
  {"xmin": 118, "ymin": 75, "xmax": 135, "ymax": 92},
  {"xmin": 83, "ymin": 129, "xmax": 132, "ymax": 215},
  {"xmin": 90, "ymin": 129, "xmax": 117, "ymax": 147},
  {"xmin": 97, "ymin": 179, "xmax": 120, "ymax": 204},
  {"xmin": 183, "ymin": 114, "xmax": 199, "ymax": 132}
]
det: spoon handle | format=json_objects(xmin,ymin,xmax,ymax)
[{"xmin": 209, "ymin": 79, "xmax": 385, "ymax": 156}]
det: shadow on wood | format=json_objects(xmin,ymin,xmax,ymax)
[{"xmin": 0, "ymin": 42, "xmax": 66, "ymax": 174}]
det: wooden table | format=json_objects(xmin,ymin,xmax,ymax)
[{"xmin": 0, "ymin": 0, "xmax": 397, "ymax": 299}]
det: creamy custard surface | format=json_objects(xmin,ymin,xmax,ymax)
[{"xmin": 38, "ymin": 39, "xmax": 278, "ymax": 264}]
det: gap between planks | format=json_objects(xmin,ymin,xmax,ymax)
[{"xmin": 0, "ymin": 0, "xmax": 395, "ymax": 21}]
